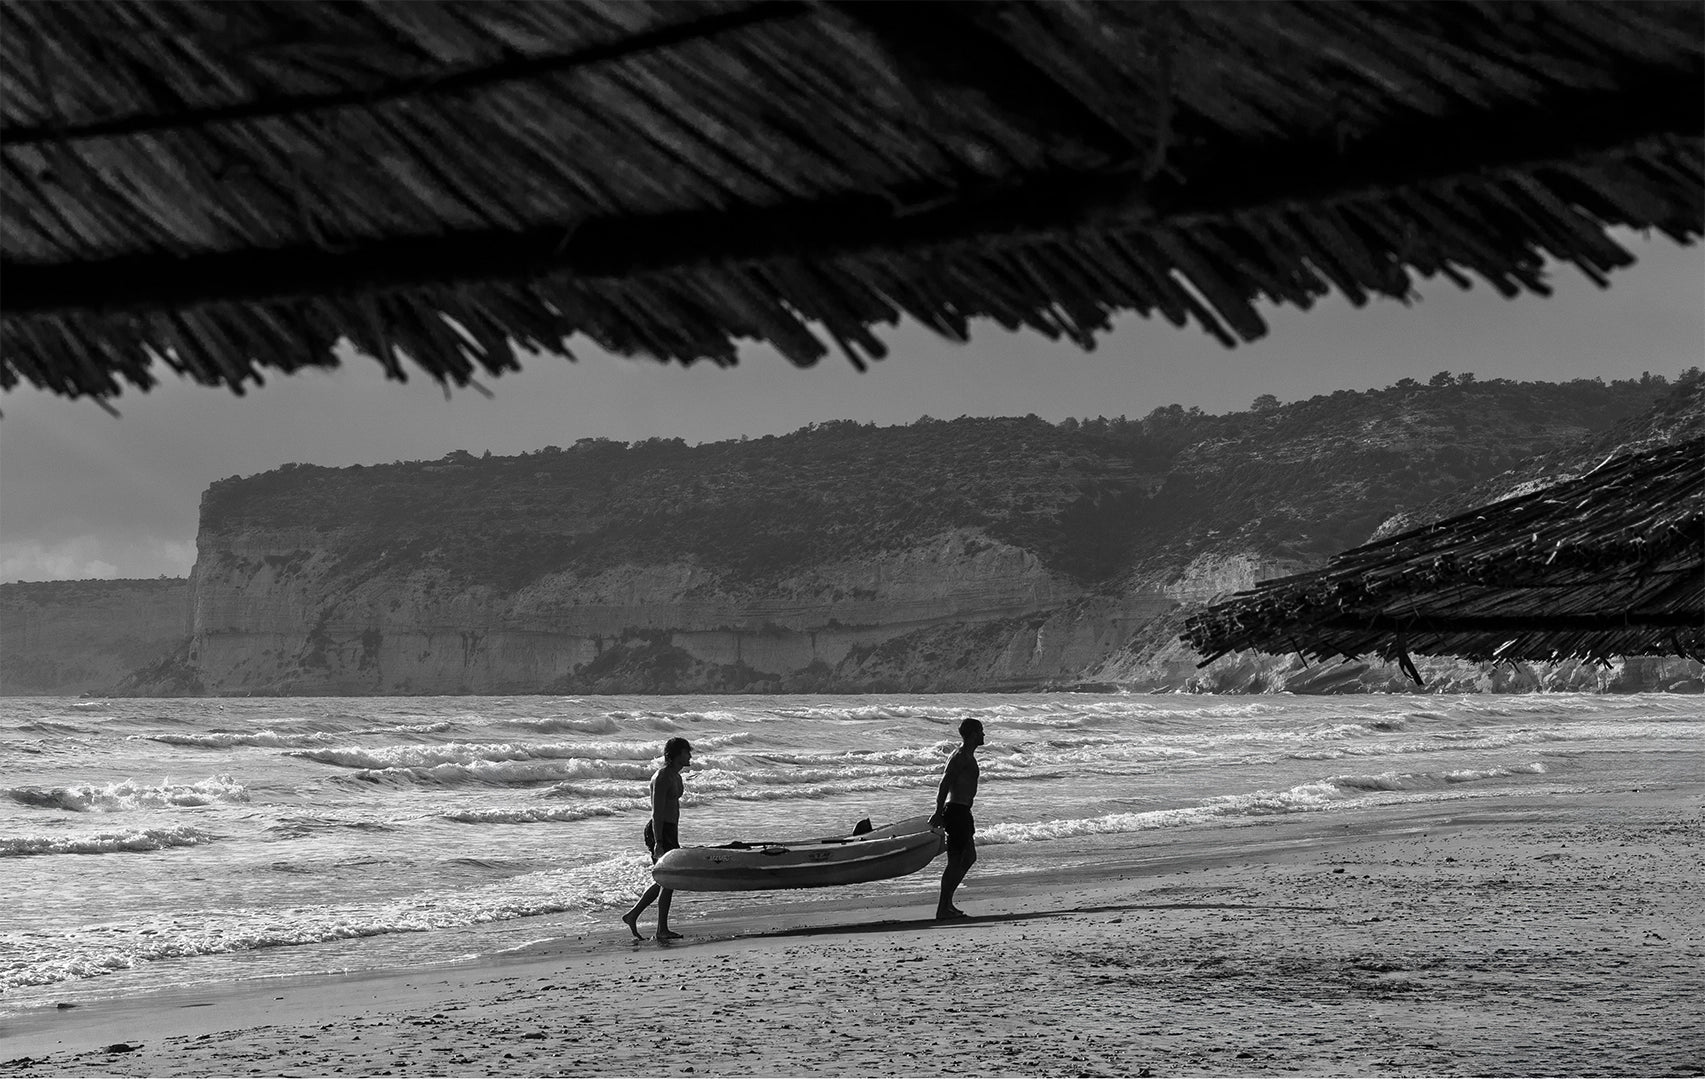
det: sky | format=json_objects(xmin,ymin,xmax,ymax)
[{"xmin": 1, "ymin": 231, "xmax": 1701, "ymax": 583}]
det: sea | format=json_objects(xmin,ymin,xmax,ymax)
[{"xmin": 2, "ymin": 692, "xmax": 1699, "ymax": 1020}]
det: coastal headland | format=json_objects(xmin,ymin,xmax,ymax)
[{"xmin": 5, "ymin": 376, "xmax": 1704, "ymax": 699}]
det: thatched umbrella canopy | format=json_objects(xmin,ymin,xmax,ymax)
[
  {"xmin": 1182, "ymin": 437, "xmax": 1705, "ymax": 679},
  {"xmin": 2, "ymin": 0, "xmax": 1701, "ymax": 400}
]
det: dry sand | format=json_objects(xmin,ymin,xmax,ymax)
[{"xmin": 4, "ymin": 782, "xmax": 1700, "ymax": 1078}]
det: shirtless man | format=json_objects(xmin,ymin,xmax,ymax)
[
  {"xmin": 928, "ymin": 717, "xmax": 983, "ymax": 921},
  {"xmin": 622, "ymin": 737, "xmax": 692, "ymax": 941}
]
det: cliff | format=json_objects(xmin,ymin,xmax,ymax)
[
  {"xmin": 32, "ymin": 371, "xmax": 1705, "ymax": 696},
  {"xmin": 0, "ymin": 578, "xmax": 193, "ymax": 695}
]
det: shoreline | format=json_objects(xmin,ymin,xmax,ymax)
[{"xmin": 5, "ymin": 782, "xmax": 1701, "ymax": 1077}]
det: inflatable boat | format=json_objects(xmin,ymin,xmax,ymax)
[{"xmin": 651, "ymin": 815, "xmax": 945, "ymax": 892}]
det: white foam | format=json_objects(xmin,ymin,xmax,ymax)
[
  {"xmin": 375, "ymin": 720, "xmax": 456, "ymax": 734},
  {"xmin": 703, "ymin": 774, "xmax": 922, "ymax": 802},
  {"xmin": 3, "ymin": 775, "xmax": 250, "ymax": 812},
  {"xmin": 501, "ymin": 716, "xmax": 619, "ymax": 734},
  {"xmin": 743, "ymin": 745, "xmax": 948, "ymax": 768},
  {"xmin": 295, "ymin": 731, "xmax": 756, "ymax": 772},
  {"xmin": 342, "ymin": 758, "xmax": 656, "ymax": 787},
  {"xmin": 145, "ymin": 730, "xmax": 337, "ymax": 749},
  {"xmin": 1328, "ymin": 763, "xmax": 1548, "ymax": 791},
  {"xmin": 1288, "ymin": 721, "xmax": 1704, "ymax": 760},
  {"xmin": 980, "ymin": 762, "xmax": 1552, "ymax": 845},
  {"xmin": 441, "ymin": 801, "xmax": 638, "ymax": 825},
  {"xmin": 0, "ymin": 855, "xmax": 650, "ymax": 990},
  {"xmin": 1, "ymin": 824, "xmax": 216, "ymax": 857},
  {"xmin": 294, "ymin": 739, "xmax": 654, "ymax": 769}
]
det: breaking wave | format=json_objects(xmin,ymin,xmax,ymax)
[
  {"xmin": 4, "ymin": 775, "xmax": 250, "ymax": 812},
  {"xmin": 9, "ymin": 719, "xmax": 92, "ymax": 735},
  {"xmin": 1, "ymin": 824, "xmax": 217, "ymax": 857},
  {"xmin": 981, "ymin": 763, "xmax": 1549, "ymax": 844},
  {"xmin": 147, "ymin": 730, "xmax": 337, "ymax": 749},
  {"xmin": 0, "ymin": 857, "xmax": 649, "ymax": 990},
  {"xmin": 441, "ymin": 803, "xmax": 636, "ymax": 825},
  {"xmin": 263, "ymin": 817, "xmax": 400, "ymax": 839},
  {"xmin": 1287, "ymin": 721, "xmax": 1702, "ymax": 760},
  {"xmin": 498, "ymin": 716, "xmax": 620, "ymax": 735},
  {"xmin": 334, "ymin": 758, "xmax": 659, "ymax": 787},
  {"xmin": 293, "ymin": 732, "xmax": 756, "ymax": 772}
]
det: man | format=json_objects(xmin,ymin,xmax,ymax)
[
  {"xmin": 622, "ymin": 736, "xmax": 692, "ymax": 941},
  {"xmin": 929, "ymin": 717, "xmax": 983, "ymax": 921}
]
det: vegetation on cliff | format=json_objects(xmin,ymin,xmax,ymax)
[
  {"xmin": 200, "ymin": 371, "xmax": 1691, "ymax": 592},
  {"xmin": 0, "ymin": 577, "xmax": 187, "ymax": 597},
  {"xmin": 1368, "ymin": 370, "xmax": 1705, "ymax": 533}
]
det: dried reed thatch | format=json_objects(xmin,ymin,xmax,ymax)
[
  {"xmin": 1182, "ymin": 437, "xmax": 1705, "ymax": 677},
  {"xmin": 3, "ymin": 1, "xmax": 1702, "ymax": 400}
]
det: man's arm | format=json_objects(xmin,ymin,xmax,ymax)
[{"xmin": 929, "ymin": 751, "xmax": 964, "ymax": 825}]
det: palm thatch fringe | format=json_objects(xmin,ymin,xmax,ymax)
[
  {"xmin": 2, "ymin": 1, "xmax": 1701, "ymax": 399},
  {"xmin": 1181, "ymin": 437, "xmax": 1705, "ymax": 673}
]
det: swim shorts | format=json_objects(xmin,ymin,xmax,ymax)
[
  {"xmin": 648, "ymin": 820, "xmax": 680, "ymax": 860},
  {"xmin": 941, "ymin": 803, "xmax": 975, "ymax": 855}
]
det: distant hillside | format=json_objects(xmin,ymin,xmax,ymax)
[
  {"xmin": 14, "ymin": 371, "xmax": 1699, "ymax": 696},
  {"xmin": 200, "ymin": 372, "xmax": 1682, "ymax": 591},
  {"xmin": 1371, "ymin": 369, "xmax": 1704, "ymax": 535},
  {"xmin": 0, "ymin": 578, "xmax": 193, "ymax": 695}
]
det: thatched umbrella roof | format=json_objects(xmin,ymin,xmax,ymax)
[
  {"xmin": 3, "ymin": 0, "xmax": 1702, "ymax": 400},
  {"xmin": 1182, "ymin": 436, "xmax": 1705, "ymax": 679}
]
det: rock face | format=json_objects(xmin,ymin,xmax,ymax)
[
  {"xmin": 183, "ymin": 521, "xmax": 1181, "ymax": 694},
  {"xmin": 0, "ymin": 579, "xmax": 192, "ymax": 695}
]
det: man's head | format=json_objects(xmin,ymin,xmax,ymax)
[
  {"xmin": 958, "ymin": 718, "xmax": 984, "ymax": 746},
  {"xmin": 663, "ymin": 737, "xmax": 693, "ymax": 767}
]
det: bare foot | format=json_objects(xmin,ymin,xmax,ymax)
[
  {"xmin": 622, "ymin": 913, "xmax": 644, "ymax": 941},
  {"xmin": 655, "ymin": 928, "xmax": 684, "ymax": 941},
  {"xmin": 935, "ymin": 908, "xmax": 970, "ymax": 921}
]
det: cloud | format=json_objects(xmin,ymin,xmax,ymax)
[{"xmin": 0, "ymin": 535, "xmax": 194, "ymax": 583}]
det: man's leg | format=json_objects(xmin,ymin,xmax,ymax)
[
  {"xmin": 623, "ymin": 884, "xmax": 659, "ymax": 939},
  {"xmin": 936, "ymin": 845, "xmax": 975, "ymax": 919},
  {"xmin": 655, "ymin": 887, "xmax": 682, "ymax": 940}
]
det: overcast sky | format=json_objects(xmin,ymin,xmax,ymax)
[{"xmin": 2, "ymin": 231, "xmax": 1700, "ymax": 583}]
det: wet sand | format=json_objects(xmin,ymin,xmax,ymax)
[{"xmin": 4, "ymin": 782, "xmax": 1701, "ymax": 1077}]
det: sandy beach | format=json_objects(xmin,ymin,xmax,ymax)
[{"xmin": 5, "ymin": 780, "xmax": 1700, "ymax": 1078}]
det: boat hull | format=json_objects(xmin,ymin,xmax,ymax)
[{"xmin": 651, "ymin": 815, "xmax": 946, "ymax": 892}]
